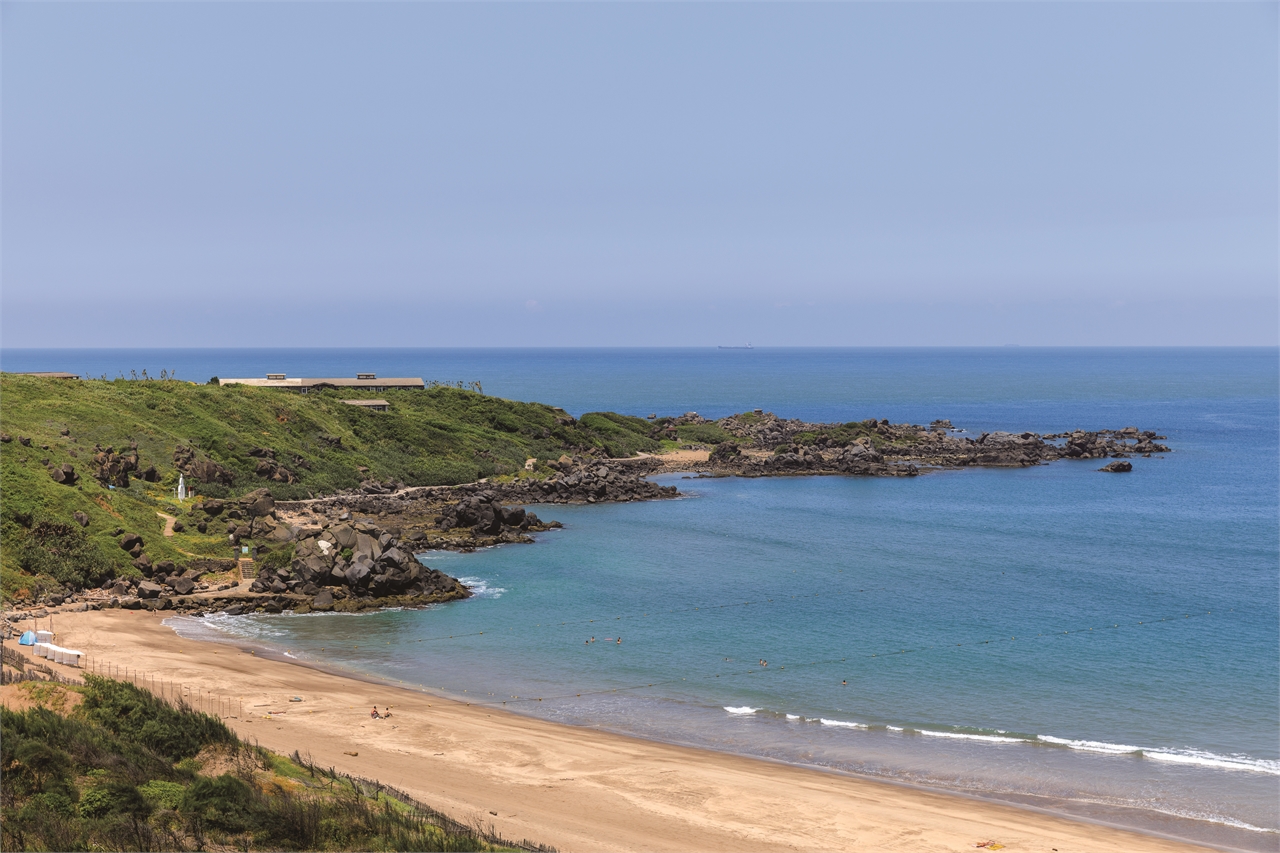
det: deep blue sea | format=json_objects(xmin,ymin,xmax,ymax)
[{"xmin": 5, "ymin": 348, "xmax": 1277, "ymax": 849}]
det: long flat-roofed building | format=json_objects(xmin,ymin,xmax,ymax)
[{"xmin": 218, "ymin": 373, "xmax": 424, "ymax": 393}]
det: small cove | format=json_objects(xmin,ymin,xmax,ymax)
[{"xmin": 14, "ymin": 346, "xmax": 1276, "ymax": 850}]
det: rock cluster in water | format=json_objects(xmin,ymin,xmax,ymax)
[{"xmin": 684, "ymin": 413, "xmax": 1172, "ymax": 476}]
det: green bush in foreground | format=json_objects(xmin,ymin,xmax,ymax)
[{"xmin": 1, "ymin": 677, "xmax": 517, "ymax": 852}]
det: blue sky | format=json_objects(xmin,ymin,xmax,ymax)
[{"xmin": 3, "ymin": 2, "xmax": 1276, "ymax": 347}]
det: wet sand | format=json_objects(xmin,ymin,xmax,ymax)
[{"xmin": 14, "ymin": 608, "xmax": 1221, "ymax": 853}]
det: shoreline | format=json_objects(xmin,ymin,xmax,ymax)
[
  {"xmin": 167, "ymin": 614, "xmax": 1276, "ymax": 851},
  {"xmin": 11, "ymin": 608, "xmax": 1236, "ymax": 853}
]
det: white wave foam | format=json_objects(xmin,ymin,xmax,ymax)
[
  {"xmin": 724, "ymin": 706, "xmax": 759, "ymax": 715},
  {"xmin": 1038, "ymin": 735, "xmax": 1142, "ymax": 755},
  {"xmin": 918, "ymin": 729, "xmax": 1023, "ymax": 743},
  {"xmin": 1161, "ymin": 812, "xmax": 1280, "ymax": 834},
  {"xmin": 785, "ymin": 714, "xmax": 803, "ymax": 721},
  {"xmin": 819, "ymin": 718, "xmax": 869, "ymax": 729},
  {"xmin": 1144, "ymin": 748, "xmax": 1280, "ymax": 775},
  {"xmin": 458, "ymin": 577, "xmax": 506, "ymax": 599},
  {"xmin": 1036, "ymin": 736, "xmax": 1279, "ymax": 775},
  {"xmin": 886, "ymin": 725, "xmax": 904, "ymax": 732}
]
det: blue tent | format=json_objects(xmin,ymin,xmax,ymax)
[{"xmin": 19, "ymin": 631, "xmax": 36, "ymax": 646}]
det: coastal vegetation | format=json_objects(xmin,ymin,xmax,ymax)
[
  {"xmin": 0, "ymin": 676, "xmax": 527, "ymax": 852},
  {"xmin": 1, "ymin": 374, "xmax": 1164, "ymax": 608},
  {"xmin": 0, "ymin": 374, "xmax": 666, "ymax": 602}
]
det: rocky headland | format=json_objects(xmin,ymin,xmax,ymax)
[
  {"xmin": 2, "ymin": 382, "xmax": 1172, "ymax": 625},
  {"xmin": 643, "ymin": 411, "xmax": 1170, "ymax": 477}
]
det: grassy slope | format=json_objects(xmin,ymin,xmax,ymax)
[
  {"xmin": 1, "ymin": 677, "xmax": 516, "ymax": 852},
  {"xmin": 0, "ymin": 375, "xmax": 663, "ymax": 598}
]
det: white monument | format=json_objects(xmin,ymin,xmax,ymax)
[{"xmin": 177, "ymin": 474, "xmax": 187, "ymax": 501}]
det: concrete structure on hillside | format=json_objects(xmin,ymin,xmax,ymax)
[
  {"xmin": 217, "ymin": 373, "xmax": 424, "ymax": 393},
  {"xmin": 11, "ymin": 371, "xmax": 80, "ymax": 379},
  {"xmin": 340, "ymin": 399, "xmax": 390, "ymax": 411}
]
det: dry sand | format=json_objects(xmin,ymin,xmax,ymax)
[{"xmin": 11, "ymin": 608, "xmax": 1219, "ymax": 853}]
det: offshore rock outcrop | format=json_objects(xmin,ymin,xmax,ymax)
[{"xmin": 671, "ymin": 412, "xmax": 1172, "ymax": 477}]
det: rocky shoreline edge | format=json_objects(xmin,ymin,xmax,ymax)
[{"xmin": 2, "ymin": 415, "xmax": 1170, "ymax": 628}]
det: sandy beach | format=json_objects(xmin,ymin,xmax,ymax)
[{"xmin": 8, "ymin": 608, "xmax": 1221, "ymax": 853}]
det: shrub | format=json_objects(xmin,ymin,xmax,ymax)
[
  {"xmin": 675, "ymin": 423, "xmax": 733, "ymax": 445},
  {"xmin": 256, "ymin": 544, "xmax": 294, "ymax": 574},
  {"xmin": 139, "ymin": 779, "xmax": 187, "ymax": 811},
  {"xmin": 181, "ymin": 773, "xmax": 253, "ymax": 833},
  {"xmin": 14, "ymin": 520, "xmax": 114, "ymax": 589},
  {"xmin": 77, "ymin": 785, "xmax": 115, "ymax": 819},
  {"xmin": 79, "ymin": 676, "xmax": 235, "ymax": 762}
]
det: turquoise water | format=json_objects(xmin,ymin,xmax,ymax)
[{"xmin": 8, "ymin": 347, "xmax": 1277, "ymax": 847}]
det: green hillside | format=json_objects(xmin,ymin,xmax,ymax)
[
  {"xmin": 1, "ymin": 677, "xmax": 524, "ymax": 851},
  {"xmin": 0, "ymin": 375, "xmax": 665, "ymax": 600}
]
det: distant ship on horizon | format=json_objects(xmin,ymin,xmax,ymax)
[{"xmin": 717, "ymin": 343, "xmax": 754, "ymax": 349}]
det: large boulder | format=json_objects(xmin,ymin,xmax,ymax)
[
  {"xmin": 1100, "ymin": 460, "xmax": 1133, "ymax": 473},
  {"xmin": 378, "ymin": 547, "xmax": 408, "ymax": 567},
  {"xmin": 241, "ymin": 488, "xmax": 276, "ymax": 517},
  {"xmin": 197, "ymin": 499, "xmax": 226, "ymax": 516},
  {"xmin": 91, "ymin": 449, "xmax": 138, "ymax": 487},
  {"xmin": 330, "ymin": 524, "xmax": 357, "ymax": 549},
  {"xmin": 73, "ymin": 511, "xmax": 90, "ymax": 527},
  {"xmin": 136, "ymin": 581, "xmax": 163, "ymax": 599},
  {"xmin": 120, "ymin": 533, "xmax": 144, "ymax": 552},
  {"xmin": 49, "ymin": 463, "xmax": 79, "ymax": 486},
  {"xmin": 169, "ymin": 576, "xmax": 196, "ymax": 595},
  {"xmin": 174, "ymin": 446, "xmax": 236, "ymax": 486},
  {"xmin": 354, "ymin": 532, "xmax": 381, "ymax": 563},
  {"xmin": 708, "ymin": 442, "xmax": 741, "ymax": 464}
]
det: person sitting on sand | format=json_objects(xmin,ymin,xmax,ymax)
[{"xmin": 371, "ymin": 706, "xmax": 381, "ymax": 719}]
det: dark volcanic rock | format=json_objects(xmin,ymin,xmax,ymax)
[
  {"xmin": 1100, "ymin": 460, "xmax": 1133, "ymax": 473},
  {"xmin": 49, "ymin": 463, "xmax": 79, "ymax": 486},
  {"xmin": 73, "ymin": 511, "xmax": 90, "ymax": 527},
  {"xmin": 91, "ymin": 447, "xmax": 140, "ymax": 487},
  {"xmin": 173, "ymin": 445, "xmax": 235, "ymax": 486}
]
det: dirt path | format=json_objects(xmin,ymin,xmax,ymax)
[{"xmin": 156, "ymin": 512, "xmax": 177, "ymax": 537}]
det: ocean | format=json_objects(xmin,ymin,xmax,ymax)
[{"xmin": 5, "ymin": 347, "xmax": 1277, "ymax": 849}]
